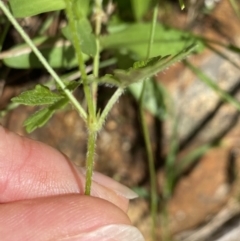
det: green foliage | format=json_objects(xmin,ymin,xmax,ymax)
[
  {"xmin": 62, "ymin": 18, "xmax": 96, "ymax": 57},
  {"xmin": 132, "ymin": 56, "xmax": 163, "ymax": 69},
  {"xmin": 99, "ymin": 44, "xmax": 197, "ymax": 88},
  {"xmin": 0, "ymin": 22, "xmax": 201, "ymax": 69},
  {"xmin": 129, "ymin": 80, "xmax": 167, "ymax": 120},
  {"xmin": 103, "ymin": 23, "xmax": 203, "ymax": 58},
  {"xmin": 11, "ymin": 84, "xmax": 70, "ymax": 133},
  {"xmin": 72, "ymin": 0, "xmax": 90, "ymax": 19},
  {"xmin": 76, "ymin": 19, "xmax": 96, "ymax": 56},
  {"xmin": 24, "ymin": 98, "xmax": 68, "ymax": 133},
  {"xmin": 131, "ymin": 0, "xmax": 151, "ymax": 21},
  {"xmin": 9, "ymin": 0, "xmax": 65, "ymax": 17},
  {"xmin": 0, "ymin": 37, "xmax": 88, "ymax": 68},
  {"xmin": 63, "ymin": 0, "xmax": 96, "ymax": 57},
  {"xmin": 12, "ymin": 85, "xmax": 64, "ymax": 105}
]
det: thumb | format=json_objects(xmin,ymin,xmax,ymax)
[{"xmin": 0, "ymin": 194, "xmax": 145, "ymax": 241}]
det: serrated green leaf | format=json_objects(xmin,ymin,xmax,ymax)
[
  {"xmin": 9, "ymin": 0, "xmax": 65, "ymax": 18},
  {"xmin": 132, "ymin": 56, "xmax": 165, "ymax": 70},
  {"xmin": 12, "ymin": 84, "xmax": 64, "ymax": 105},
  {"xmin": 24, "ymin": 98, "xmax": 68, "ymax": 133},
  {"xmin": 99, "ymin": 44, "xmax": 197, "ymax": 88},
  {"xmin": 0, "ymin": 37, "xmax": 89, "ymax": 69}
]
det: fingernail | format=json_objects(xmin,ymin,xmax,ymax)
[
  {"xmin": 59, "ymin": 224, "xmax": 145, "ymax": 241},
  {"xmin": 80, "ymin": 168, "xmax": 138, "ymax": 199},
  {"xmin": 92, "ymin": 171, "xmax": 138, "ymax": 200}
]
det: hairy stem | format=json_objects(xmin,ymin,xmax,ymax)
[
  {"xmin": 0, "ymin": 1, "xmax": 87, "ymax": 120},
  {"xmin": 64, "ymin": 0, "xmax": 99, "ymax": 195},
  {"xmin": 64, "ymin": 0, "xmax": 95, "ymax": 120},
  {"xmin": 97, "ymin": 88, "xmax": 123, "ymax": 130},
  {"xmin": 93, "ymin": 0, "xmax": 103, "ymax": 77},
  {"xmin": 84, "ymin": 130, "xmax": 97, "ymax": 195}
]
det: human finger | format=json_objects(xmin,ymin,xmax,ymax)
[
  {"xmin": 0, "ymin": 194, "xmax": 144, "ymax": 241},
  {"xmin": 0, "ymin": 126, "xmax": 137, "ymax": 212}
]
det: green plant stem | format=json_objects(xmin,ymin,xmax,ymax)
[
  {"xmin": 64, "ymin": 0, "xmax": 95, "ymax": 121},
  {"xmin": 0, "ymin": 1, "xmax": 87, "ymax": 121},
  {"xmin": 93, "ymin": 0, "xmax": 102, "ymax": 78},
  {"xmin": 64, "ymin": 0, "xmax": 98, "ymax": 196},
  {"xmin": 92, "ymin": 0, "xmax": 103, "ymax": 106},
  {"xmin": 97, "ymin": 88, "xmax": 123, "ymax": 130},
  {"xmin": 64, "ymin": 0, "xmax": 87, "ymax": 81},
  {"xmin": 139, "ymin": 3, "xmax": 159, "ymax": 240},
  {"xmin": 84, "ymin": 130, "xmax": 97, "ymax": 195}
]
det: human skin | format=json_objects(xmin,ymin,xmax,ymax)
[{"xmin": 0, "ymin": 126, "xmax": 145, "ymax": 241}]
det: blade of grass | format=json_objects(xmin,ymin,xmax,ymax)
[
  {"xmin": 229, "ymin": 0, "xmax": 240, "ymax": 19},
  {"xmin": 131, "ymin": 0, "xmax": 151, "ymax": 21},
  {"xmin": 193, "ymin": 35, "xmax": 240, "ymax": 55},
  {"xmin": 184, "ymin": 60, "xmax": 240, "ymax": 112},
  {"xmin": 205, "ymin": 43, "xmax": 240, "ymax": 70},
  {"xmin": 38, "ymin": 11, "xmax": 60, "ymax": 35},
  {"xmin": 139, "ymin": 3, "xmax": 159, "ymax": 240},
  {"xmin": 164, "ymin": 118, "xmax": 179, "ymax": 199},
  {"xmin": 177, "ymin": 142, "xmax": 219, "ymax": 177}
]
